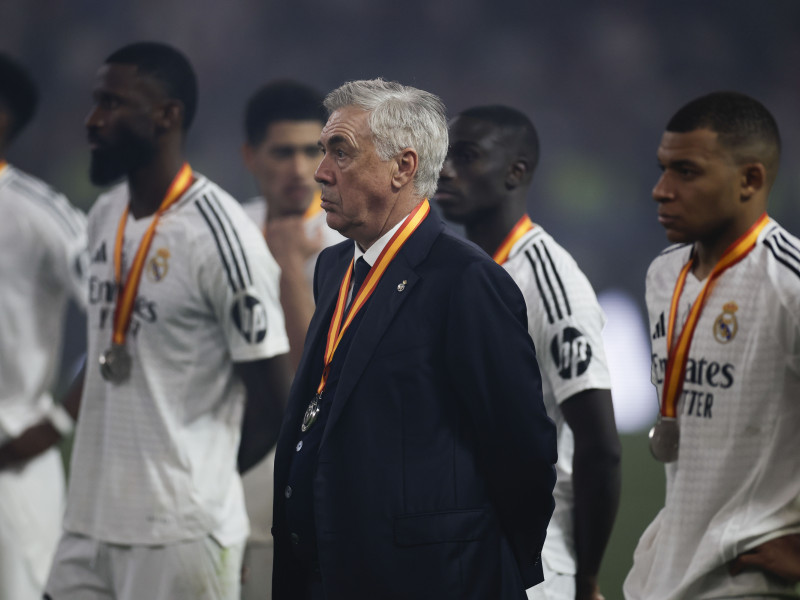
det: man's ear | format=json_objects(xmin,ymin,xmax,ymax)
[
  {"xmin": 156, "ymin": 99, "xmax": 183, "ymax": 134},
  {"xmin": 391, "ymin": 148, "xmax": 418, "ymax": 191},
  {"xmin": 740, "ymin": 162, "xmax": 767, "ymax": 202},
  {"xmin": 505, "ymin": 159, "xmax": 528, "ymax": 190}
]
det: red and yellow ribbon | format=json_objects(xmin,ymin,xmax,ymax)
[
  {"xmin": 110, "ymin": 163, "xmax": 194, "ymax": 346},
  {"xmin": 316, "ymin": 199, "xmax": 430, "ymax": 395},
  {"xmin": 0, "ymin": 160, "xmax": 7, "ymax": 176},
  {"xmin": 661, "ymin": 212, "xmax": 770, "ymax": 418},
  {"xmin": 493, "ymin": 215, "xmax": 535, "ymax": 265}
]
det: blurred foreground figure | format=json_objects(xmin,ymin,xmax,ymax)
[
  {"xmin": 239, "ymin": 80, "xmax": 342, "ymax": 600},
  {"xmin": 624, "ymin": 91, "xmax": 800, "ymax": 599},
  {"xmin": 44, "ymin": 42, "xmax": 290, "ymax": 600},
  {"xmin": 0, "ymin": 53, "xmax": 87, "ymax": 600},
  {"xmin": 271, "ymin": 78, "xmax": 557, "ymax": 600},
  {"xmin": 436, "ymin": 105, "xmax": 621, "ymax": 600}
]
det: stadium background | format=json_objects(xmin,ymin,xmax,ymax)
[{"xmin": 3, "ymin": 0, "xmax": 800, "ymax": 596}]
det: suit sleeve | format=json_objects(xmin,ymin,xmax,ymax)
[{"xmin": 445, "ymin": 259, "xmax": 557, "ymax": 584}]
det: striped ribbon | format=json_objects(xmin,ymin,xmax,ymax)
[
  {"xmin": 317, "ymin": 199, "xmax": 430, "ymax": 395},
  {"xmin": 661, "ymin": 212, "xmax": 770, "ymax": 418},
  {"xmin": 493, "ymin": 215, "xmax": 535, "ymax": 265},
  {"xmin": 110, "ymin": 163, "xmax": 194, "ymax": 345}
]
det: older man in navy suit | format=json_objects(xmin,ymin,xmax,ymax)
[{"xmin": 272, "ymin": 78, "xmax": 557, "ymax": 600}]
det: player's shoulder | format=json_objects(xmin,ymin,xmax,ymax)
[
  {"xmin": 507, "ymin": 225, "xmax": 577, "ymax": 271},
  {"xmin": 760, "ymin": 221, "xmax": 800, "ymax": 292},
  {"xmin": 184, "ymin": 175, "xmax": 263, "ymax": 242},
  {"xmin": 1, "ymin": 164, "xmax": 85, "ymax": 236},
  {"xmin": 647, "ymin": 243, "xmax": 692, "ymax": 277}
]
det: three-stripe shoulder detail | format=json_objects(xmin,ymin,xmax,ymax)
[
  {"xmin": 195, "ymin": 192, "xmax": 253, "ymax": 292},
  {"xmin": 8, "ymin": 172, "xmax": 83, "ymax": 238},
  {"xmin": 764, "ymin": 229, "xmax": 800, "ymax": 280},
  {"xmin": 523, "ymin": 239, "xmax": 572, "ymax": 324}
]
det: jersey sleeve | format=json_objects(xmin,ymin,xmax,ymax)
[
  {"xmin": 36, "ymin": 191, "xmax": 89, "ymax": 310},
  {"xmin": 196, "ymin": 201, "xmax": 289, "ymax": 363},
  {"xmin": 511, "ymin": 236, "xmax": 611, "ymax": 404}
]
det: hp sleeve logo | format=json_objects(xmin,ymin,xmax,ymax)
[
  {"xmin": 231, "ymin": 294, "xmax": 268, "ymax": 344},
  {"xmin": 550, "ymin": 326, "xmax": 592, "ymax": 379}
]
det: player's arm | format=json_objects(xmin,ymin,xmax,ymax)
[
  {"xmin": 0, "ymin": 366, "xmax": 84, "ymax": 470},
  {"xmin": 235, "ymin": 353, "xmax": 291, "ymax": 474},
  {"xmin": 729, "ymin": 534, "xmax": 800, "ymax": 582},
  {"xmin": 264, "ymin": 216, "xmax": 321, "ymax": 370},
  {"xmin": 560, "ymin": 388, "xmax": 621, "ymax": 600}
]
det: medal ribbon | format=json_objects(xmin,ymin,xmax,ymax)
[
  {"xmin": 661, "ymin": 212, "xmax": 770, "ymax": 418},
  {"xmin": 493, "ymin": 215, "xmax": 535, "ymax": 264},
  {"xmin": 316, "ymin": 199, "xmax": 430, "ymax": 395},
  {"xmin": 0, "ymin": 161, "xmax": 7, "ymax": 175},
  {"xmin": 110, "ymin": 162, "xmax": 193, "ymax": 346}
]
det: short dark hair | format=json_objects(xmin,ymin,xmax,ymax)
[
  {"xmin": 0, "ymin": 53, "xmax": 38, "ymax": 142},
  {"xmin": 458, "ymin": 105, "xmax": 540, "ymax": 175},
  {"xmin": 105, "ymin": 42, "xmax": 198, "ymax": 131},
  {"xmin": 243, "ymin": 80, "xmax": 326, "ymax": 146},
  {"xmin": 667, "ymin": 91, "xmax": 781, "ymax": 183}
]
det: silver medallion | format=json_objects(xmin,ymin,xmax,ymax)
[
  {"xmin": 99, "ymin": 344, "xmax": 132, "ymax": 384},
  {"xmin": 301, "ymin": 394, "xmax": 322, "ymax": 432},
  {"xmin": 649, "ymin": 416, "xmax": 680, "ymax": 463}
]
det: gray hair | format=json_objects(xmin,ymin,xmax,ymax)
[{"xmin": 324, "ymin": 78, "xmax": 448, "ymax": 199}]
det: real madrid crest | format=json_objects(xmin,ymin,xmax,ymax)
[
  {"xmin": 146, "ymin": 248, "xmax": 170, "ymax": 283},
  {"xmin": 713, "ymin": 301, "xmax": 738, "ymax": 344}
]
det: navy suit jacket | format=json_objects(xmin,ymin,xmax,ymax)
[{"xmin": 273, "ymin": 212, "xmax": 557, "ymax": 599}]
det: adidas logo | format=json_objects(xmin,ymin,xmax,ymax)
[
  {"xmin": 652, "ymin": 312, "xmax": 666, "ymax": 340},
  {"xmin": 92, "ymin": 242, "xmax": 107, "ymax": 263}
]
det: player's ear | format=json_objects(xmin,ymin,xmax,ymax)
[
  {"xmin": 740, "ymin": 162, "xmax": 767, "ymax": 202},
  {"xmin": 390, "ymin": 148, "xmax": 418, "ymax": 191},
  {"xmin": 505, "ymin": 159, "xmax": 528, "ymax": 190},
  {"xmin": 156, "ymin": 99, "xmax": 183, "ymax": 134}
]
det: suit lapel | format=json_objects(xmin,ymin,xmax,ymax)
[{"xmin": 319, "ymin": 214, "xmax": 444, "ymax": 448}]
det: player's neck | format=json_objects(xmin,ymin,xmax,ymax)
[
  {"xmin": 127, "ymin": 154, "xmax": 187, "ymax": 220},
  {"xmin": 692, "ymin": 210, "xmax": 766, "ymax": 280},
  {"xmin": 465, "ymin": 201, "xmax": 526, "ymax": 257}
]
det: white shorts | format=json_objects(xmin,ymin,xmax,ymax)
[
  {"xmin": 0, "ymin": 446, "xmax": 65, "ymax": 600},
  {"xmin": 45, "ymin": 532, "xmax": 245, "ymax": 600}
]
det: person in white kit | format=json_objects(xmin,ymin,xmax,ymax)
[
  {"xmin": 435, "ymin": 105, "xmax": 621, "ymax": 600},
  {"xmin": 0, "ymin": 53, "xmax": 88, "ymax": 600},
  {"xmin": 624, "ymin": 91, "xmax": 800, "ymax": 599},
  {"xmin": 43, "ymin": 42, "xmax": 291, "ymax": 600},
  {"xmin": 239, "ymin": 80, "xmax": 343, "ymax": 599}
]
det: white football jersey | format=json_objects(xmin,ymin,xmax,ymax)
[
  {"xmin": 240, "ymin": 194, "xmax": 344, "ymax": 544},
  {"xmin": 624, "ymin": 220, "xmax": 800, "ymax": 599},
  {"xmin": 503, "ymin": 225, "xmax": 611, "ymax": 576},
  {"xmin": 0, "ymin": 164, "xmax": 87, "ymax": 445},
  {"xmin": 63, "ymin": 173, "xmax": 289, "ymax": 546}
]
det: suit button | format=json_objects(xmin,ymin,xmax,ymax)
[
  {"xmin": 285, "ymin": 485, "xmax": 292, "ymax": 499},
  {"xmin": 291, "ymin": 533, "xmax": 300, "ymax": 546},
  {"xmin": 296, "ymin": 440, "xmax": 303, "ymax": 452}
]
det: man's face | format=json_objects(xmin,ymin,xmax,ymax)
[
  {"xmin": 435, "ymin": 115, "xmax": 513, "ymax": 224},
  {"xmin": 314, "ymin": 106, "xmax": 396, "ymax": 246},
  {"xmin": 243, "ymin": 120, "xmax": 323, "ymax": 216},
  {"xmin": 653, "ymin": 128, "xmax": 744, "ymax": 245},
  {"xmin": 85, "ymin": 63, "xmax": 162, "ymax": 186}
]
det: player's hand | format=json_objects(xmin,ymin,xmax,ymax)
[
  {"xmin": 0, "ymin": 420, "xmax": 61, "ymax": 470},
  {"xmin": 265, "ymin": 216, "xmax": 322, "ymax": 265},
  {"xmin": 729, "ymin": 534, "xmax": 800, "ymax": 582},
  {"xmin": 575, "ymin": 576, "xmax": 605, "ymax": 600}
]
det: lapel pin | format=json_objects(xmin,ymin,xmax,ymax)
[{"xmin": 397, "ymin": 280, "xmax": 407, "ymax": 292}]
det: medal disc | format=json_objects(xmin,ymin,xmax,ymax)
[
  {"xmin": 301, "ymin": 395, "xmax": 321, "ymax": 432},
  {"xmin": 99, "ymin": 344, "xmax": 132, "ymax": 384},
  {"xmin": 649, "ymin": 417, "xmax": 680, "ymax": 463}
]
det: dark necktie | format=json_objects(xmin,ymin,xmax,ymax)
[{"xmin": 347, "ymin": 257, "xmax": 371, "ymax": 311}]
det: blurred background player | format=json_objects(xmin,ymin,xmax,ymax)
[
  {"xmin": 436, "ymin": 105, "xmax": 621, "ymax": 600},
  {"xmin": 0, "ymin": 53, "xmax": 88, "ymax": 600},
  {"xmin": 43, "ymin": 42, "xmax": 290, "ymax": 600},
  {"xmin": 624, "ymin": 92, "xmax": 800, "ymax": 599},
  {"xmin": 239, "ymin": 80, "xmax": 342, "ymax": 600}
]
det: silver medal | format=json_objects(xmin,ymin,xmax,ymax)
[
  {"xmin": 649, "ymin": 416, "xmax": 680, "ymax": 463},
  {"xmin": 99, "ymin": 344, "xmax": 132, "ymax": 384},
  {"xmin": 301, "ymin": 394, "xmax": 322, "ymax": 432}
]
